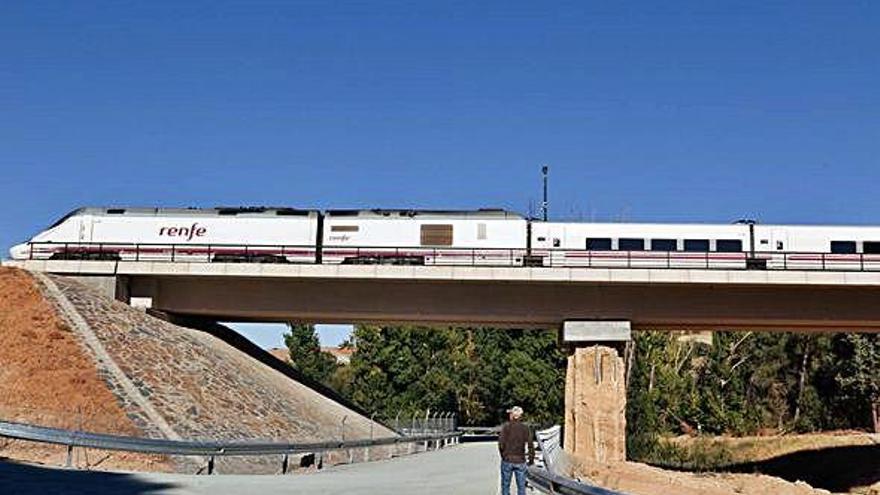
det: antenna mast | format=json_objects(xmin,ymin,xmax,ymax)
[{"xmin": 541, "ymin": 165, "xmax": 549, "ymax": 221}]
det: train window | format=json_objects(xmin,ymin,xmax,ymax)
[
  {"xmin": 618, "ymin": 238, "xmax": 645, "ymax": 251},
  {"xmin": 421, "ymin": 224, "xmax": 453, "ymax": 246},
  {"xmin": 276, "ymin": 209, "xmax": 309, "ymax": 216},
  {"xmin": 650, "ymin": 239, "xmax": 677, "ymax": 251},
  {"xmin": 331, "ymin": 225, "xmax": 359, "ymax": 232},
  {"xmin": 716, "ymin": 239, "xmax": 743, "ymax": 252},
  {"xmin": 477, "ymin": 223, "xmax": 487, "ymax": 240},
  {"xmin": 106, "ymin": 208, "xmax": 126, "ymax": 214},
  {"xmin": 586, "ymin": 238, "xmax": 612, "ymax": 250},
  {"xmin": 864, "ymin": 242, "xmax": 880, "ymax": 254},
  {"xmin": 218, "ymin": 207, "xmax": 267, "ymax": 215},
  {"xmin": 830, "ymin": 241, "xmax": 857, "ymax": 254},
  {"xmin": 684, "ymin": 239, "xmax": 710, "ymax": 252},
  {"xmin": 48, "ymin": 210, "xmax": 80, "ymax": 228}
]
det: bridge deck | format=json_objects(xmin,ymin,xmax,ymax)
[
  {"xmin": 9, "ymin": 259, "xmax": 880, "ymax": 332},
  {"xmin": 8, "ymin": 258, "xmax": 880, "ymax": 286}
]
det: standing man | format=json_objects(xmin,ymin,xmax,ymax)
[{"xmin": 498, "ymin": 405, "xmax": 535, "ymax": 495}]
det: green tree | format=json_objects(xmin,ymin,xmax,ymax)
[
  {"xmin": 824, "ymin": 333, "xmax": 880, "ymax": 432},
  {"xmin": 284, "ymin": 324, "xmax": 338, "ymax": 385},
  {"xmin": 346, "ymin": 325, "xmax": 565, "ymax": 426}
]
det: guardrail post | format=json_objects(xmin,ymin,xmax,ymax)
[
  {"xmin": 66, "ymin": 444, "xmax": 73, "ymax": 468},
  {"xmin": 282, "ymin": 453, "xmax": 289, "ymax": 474},
  {"xmin": 341, "ymin": 415, "xmax": 353, "ymax": 464},
  {"xmin": 409, "ymin": 411, "xmax": 417, "ymax": 454},
  {"xmin": 207, "ymin": 456, "xmax": 215, "ymax": 475}
]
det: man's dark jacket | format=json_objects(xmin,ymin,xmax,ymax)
[{"xmin": 498, "ymin": 420, "xmax": 535, "ymax": 464}]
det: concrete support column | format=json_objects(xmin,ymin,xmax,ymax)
[{"xmin": 562, "ymin": 321, "xmax": 630, "ymax": 465}]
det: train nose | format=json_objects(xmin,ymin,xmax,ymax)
[{"xmin": 9, "ymin": 243, "xmax": 30, "ymax": 260}]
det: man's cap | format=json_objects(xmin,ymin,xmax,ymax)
[{"xmin": 507, "ymin": 406, "xmax": 524, "ymax": 417}]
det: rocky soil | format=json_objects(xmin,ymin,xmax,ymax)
[{"xmin": 579, "ymin": 460, "xmax": 837, "ymax": 495}]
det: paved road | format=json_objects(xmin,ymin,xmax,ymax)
[{"xmin": 0, "ymin": 442, "xmax": 537, "ymax": 495}]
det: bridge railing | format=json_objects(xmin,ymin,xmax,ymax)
[{"xmin": 20, "ymin": 241, "xmax": 880, "ymax": 272}]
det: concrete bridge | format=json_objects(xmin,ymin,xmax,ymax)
[
  {"xmin": 7, "ymin": 259, "xmax": 880, "ymax": 332},
  {"xmin": 6, "ymin": 258, "xmax": 880, "ymax": 467}
]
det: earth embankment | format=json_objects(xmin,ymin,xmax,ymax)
[{"xmin": 0, "ymin": 267, "xmax": 393, "ymax": 473}]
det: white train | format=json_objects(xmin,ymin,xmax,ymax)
[{"xmin": 9, "ymin": 206, "xmax": 880, "ymax": 270}]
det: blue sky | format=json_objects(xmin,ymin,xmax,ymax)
[{"xmin": 3, "ymin": 1, "xmax": 878, "ymax": 347}]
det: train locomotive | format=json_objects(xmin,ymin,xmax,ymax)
[{"xmin": 10, "ymin": 206, "xmax": 880, "ymax": 271}]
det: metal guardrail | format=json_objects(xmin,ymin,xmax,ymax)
[
  {"xmin": 0, "ymin": 419, "xmax": 461, "ymax": 474},
  {"xmin": 527, "ymin": 425, "xmax": 629, "ymax": 495},
  {"xmin": 527, "ymin": 467, "xmax": 629, "ymax": 495},
  {"xmin": 20, "ymin": 241, "xmax": 880, "ymax": 272},
  {"xmin": 534, "ymin": 425, "xmax": 571, "ymax": 475},
  {"xmin": 457, "ymin": 425, "xmax": 501, "ymax": 434}
]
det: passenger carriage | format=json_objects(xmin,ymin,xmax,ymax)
[{"xmin": 321, "ymin": 209, "xmax": 527, "ymax": 266}]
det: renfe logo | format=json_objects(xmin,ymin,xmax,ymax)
[{"xmin": 159, "ymin": 223, "xmax": 207, "ymax": 242}]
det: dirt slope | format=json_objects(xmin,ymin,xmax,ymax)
[{"xmin": 0, "ymin": 267, "xmax": 166, "ymax": 470}]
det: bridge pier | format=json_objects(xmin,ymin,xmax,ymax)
[{"xmin": 562, "ymin": 321, "xmax": 630, "ymax": 465}]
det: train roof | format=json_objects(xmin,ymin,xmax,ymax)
[
  {"xmin": 324, "ymin": 209, "xmax": 523, "ymax": 219},
  {"xmin": 51, "ymin": 207, "xmax": 880, "ymax": 228},
  {"xmin": 540, "ymin": 220, "xmax": 880, "ymax": 230},
  {"xmin": 68, "ymin": 207, "xmax": 318, "ymax": 217}
]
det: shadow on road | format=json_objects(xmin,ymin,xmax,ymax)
[
  {"xmin": 725, "ymin": 444, "xmax": 880, "ymax": 492},
  {"xmin": 0, "ymin": 459, "xmax": 178, "ymax": 495}
]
